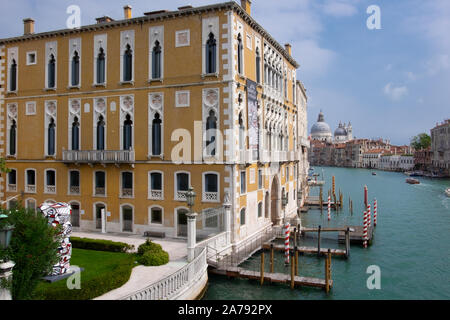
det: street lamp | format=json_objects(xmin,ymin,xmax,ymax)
[
  {"xmin": 185, "ymin": 187, "xmax": 197, "ymax": 263},
  {"xmin": 186, "ymin": 187, "xmax": 196, "ymax": 214},
  {"xmin": 0, "ymin": 213, "xmax": 14, "ymax": 250}
]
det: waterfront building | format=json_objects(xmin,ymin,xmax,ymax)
[
  {"xmin": 362, "ymin": 149, "xmax": 387, "ymax": 169},
  {"xmin": 379, "ymin": 154, "xmax": 414, "ymax": 172},
  {"xmin": 430, "ymin": 119, "xmax": 450, "ymax": 177},
  {"xmin": 0, "ymin": 1, "xmax": 309, "ymax": 247},
  {"xmin": 413, "ymin": 147, "xmax": 432, "ymax": 172}
]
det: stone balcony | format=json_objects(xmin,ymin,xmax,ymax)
[{"xmin": 63, "ymin": 150, "xmax": 135, "ymax": 165}]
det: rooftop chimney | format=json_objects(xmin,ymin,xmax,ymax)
[
  {"xmin": 23, "ymin": 18, "xmax": 35, "ymax": 35},
  {"xmin": 123, "ymin": 5, "xmax": 132, "ymax": 19},
  {"xmin": 241, "ymin": 0, "xmax": 251, "ymax": 15},
  {"xmin": 178, "ymin": 5, "xmax": 193, "ymax": 10},
  {"xmin": 96, "ymin": 16, "xmax": 115, "ymax": 24},
  {"xmin": 285, "ymin": 43, "xmax": 292, "ymax": 56}
]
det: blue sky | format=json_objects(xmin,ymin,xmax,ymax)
[{"xmin": 1, "ymin": 0, "xmax": 448, "ymax": 145}]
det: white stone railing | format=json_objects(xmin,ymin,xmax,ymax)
[
  {"xmin": 196, "ymin": 231, "xmax": 229, "ymax": 264},
  {"xmin": 25, "ymin": 185, "xmax": 36, "ymax": 193},
  {"xmin": 63, "ymin": 150, "xmax": 135, "ymax": 164},
  {"xmin": 149, "ymin": 190, "xmax": 163, "ymax": 200},
  {"xmin": 121, "ymin": 246, "xmax": 207, "ymax": 300},
  {"xmin": 203, "ymin": 192, "xmax": 219, "ymax": 202},
  {"xmin": 7, "ymin": 184, "xmax": 16, "ymax": 192}
]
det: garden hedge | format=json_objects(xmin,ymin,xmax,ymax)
[{"xmin": 70, "ymin": 237, "xmax": 134, "ymax": 253}]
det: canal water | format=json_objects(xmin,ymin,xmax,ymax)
[{"xmin": 203, "ymin": 167, "xmax": 450, "ymax": 300}]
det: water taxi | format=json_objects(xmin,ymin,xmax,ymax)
[
  {"xmin": 445, "ymin": 188, "xmax": 450, "ymax": 197},
  {"xmin": 406, "ymin": 178, "xmax": 420, "ymax": 184}
]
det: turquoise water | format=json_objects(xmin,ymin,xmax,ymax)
[{"xmin": 203, "ymin": 167, "xmax": 450, "ymax": 300}]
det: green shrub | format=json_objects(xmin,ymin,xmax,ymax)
[
  {"xmin": 137, "ymin": 239, "xmax": 162, "ymax": 255},
  {"xmin": 137, "ymin": 250, "xmax": 169, "ymax": 266},
  {"xmin": 70, "ymin": 237, "xmax": 134, "ymax": 253},
  {"xmin": 3, "ymin": 207, "xmax": 61, "ymax": 300}
]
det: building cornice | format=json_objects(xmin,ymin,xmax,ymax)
[{"xmin": 0, "ymin": 1, "xmax": 299, "ymax": 68}]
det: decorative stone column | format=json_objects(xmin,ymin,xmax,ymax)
[
  {"xmin": 186, "ymin": 212, "xmax": 197, "ymax": 263},
  {"xmin": 223, "ymin": 192, "xmax": 231, "ymax": 246},
  {"xmin": 0, "ymin": 260, "xmax": 15, "ymax": 300},
  {"xmin": 101, "ymin": 208, "xmax": 106, "ymax": 234}
]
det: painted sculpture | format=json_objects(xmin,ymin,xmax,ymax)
[{"xmin": 39, "ymin": 202, "xmax": 73, "ymax": 276}]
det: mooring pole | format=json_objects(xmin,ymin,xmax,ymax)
[
  {"xmin": 290, "ymin": 250, "xmax": 295, "ymax": 289},
  {"xmin": 317, "ymin": 225, "xmax": 321, "ymax": 256},
  {"xmin": 345, "ymin": 227, "xmax": 350, "ymax": 259},
  {"xmin": 294, "ymin": 227, "xmax": 297, "ymax": 247},
  {"xmin": 295, "ymin": 246, "xmax": 299, "ymax": 276},
  {"xmin": 260, "ymin": 252, "xmax": 265, "ymax": 285},
  {"xmin": 270, "ymin": 243, "xmax": 274, "ymax": 273},
  {"xmin": 325, "ymin": 249, "xmax": 330, "ymax": 293}
]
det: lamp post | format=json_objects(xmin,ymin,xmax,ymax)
[
  {"xmin": 0, "ymin": 213, "xmax": 15, "ymax": 300},
  {"xmin": 186, "ymin": 187, "xmax": 197, "ymax": 262},
  {"xmin": 281, "ymin": 191, "xmax": 288, "ymax": 224}
]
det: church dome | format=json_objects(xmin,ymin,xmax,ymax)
[
  {"xmin": 334, "ymin": 123, "xmax": 347, "ymax": 136},
  {"xmin": 310, "ymin": 111, "xmax": 332, "ymax": 141}
]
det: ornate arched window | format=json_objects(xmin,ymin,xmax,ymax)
[
  {"xmin": 9, "ymin": 119, "xmax": 16, "ymax": 155},
  {"xmin": 237, "ymin": 34, "xmax": 243, "ymax": 74},
  {"xmin": 123, "ymin": 44, "xmax": 133, "ymax": 81},
  {"xmin": 48, "ymin": 54, "xmax": 56, "ymax": 88},
  {"xmin": 48, "ymin": 118, "xmax": 56, "ymax": 155},
  {"xmin": 205, "ymin": 33, "xmax": 216, "ymax": 74},
  {"xmin": 97, "ymin": 115, "xmax": 105, "ymax": 150},
  {"xmin": 152, "ymin": 41, "xmax": 162, "ymax": 79},
  {"xmin": 97, "ymin": 48, "xmax": 105, "ymax": 84},
  {"xmin": 71, "ymin": 51, "xmax": 80, "ymax": 86},
  {"xmin": 10, "ymin": 59, "xmax": 17, "ymax": 92},
  {"xmin": 206, "ymin": 110, "xmax": 217, "ymax": 156},
  {"xmin": 256, "ymin": 48, "xmax": 261, "ymax": 84},
  {"xmin": 123, "ymin": 114, "xmax": 133, "ymax": 150},
  {"xmin": 71, "ymin": 116, "xmax": 80, "ymax": 150},
  {"xmin": 152, "ymin": 113, "xmax": 162, "ymax": 156},
  {"xmin": 239, "ymin": 112, "xmax": 245, "ymax": 150}
]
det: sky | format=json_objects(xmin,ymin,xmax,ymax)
[{"xmin": 0, "ymin": 0, "xmax": 448, "ymax": 145}]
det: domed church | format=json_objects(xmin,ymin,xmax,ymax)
[
  {"xmin": 310, "ymin": 111, "xmax": 353, "ymax": 143},
  {"xmin": 310, "ymin": 111, "xmax": 333, "ymax": 143},
  {"xmin": 334, "ymin": 121, "xmax": 353, "ymax": 143}
]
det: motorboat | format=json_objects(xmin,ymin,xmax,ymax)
[
  {"xmin": 445, "ymin": 188, "xmax": 450, "ymax": 197},
  {"xmin": 406, "ymin": 178, "xmax": 420, "ymax": 184},
  {"xmin": 372, "ymin": 172, "xmax": 377, "ymax": 176}
]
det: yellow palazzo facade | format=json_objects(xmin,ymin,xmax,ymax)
[{"xmin": 0, "ymin": 1, "xmax": 309, "ymax": 244}]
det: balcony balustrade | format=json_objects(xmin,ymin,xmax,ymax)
[{"xmin": 63, "ymin": 150, "xmax": 135, "ymax": 164}]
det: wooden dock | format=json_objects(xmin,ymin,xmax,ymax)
[
  {"xmin": 338, "ymin": 225, "xmax": 374, "ymax": 245},
  {"xmin": 304, "ymin": 196, "xmax": 340, "ymax": 208},
  {"xmin": 262, "ymin": 243, "xmax": 347, "ymax": 257},
  {"xmin": 209, "ymin": 267, "xmax": 333, "ymax": 289}
]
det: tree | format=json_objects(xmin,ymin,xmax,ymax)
[
  {"xmin": 3, "ymin": 207, "xmax": 61, "ymax": 300},
  {"xmin": 410, "ymin": 133, "xmax": 431, "ymax": 150}
]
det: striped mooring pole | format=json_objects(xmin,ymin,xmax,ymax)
[
  {"xmin": 364, "ymin": 185, "xmax": 368, "ymax": 208},
  {"xmin": 327, "ymin": 195, "xmax": 331, "ymax": 221},
  {"xmin": 374, "ymin": 199, "xmax": 377, "ymax": 226},
  {"xmin": 367, "ymin": 203, "xmax": 372, "ymax": 229},
  {"xmin": 363, "ymin": 210, "xmax": 368, "ymax": 248},
  {"xmin": 284, "ymin": 222, "xmax": 290, "ymax": 264}
]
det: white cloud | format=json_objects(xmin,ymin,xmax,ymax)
[
  {"xmin": 383, "ymin": 83, "xmax": 408, "ymax": 101},
  {"xmin": 293, "ymin": 39, "xmax": 336, "ymax": 78},
  {"xmin": 322, "ymin": 0, "xmax": 358, "ymax": 17},
  {"xmin": 406, "ymin": 71, "xmax": 417, "ymax": 81},
  {"xmin": 425, "ymin": 54, "xmax": 450, "ymax": 76}
]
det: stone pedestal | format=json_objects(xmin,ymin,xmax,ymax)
[
  {"xmin": 223, "ymin": 192, "xmax": 231, "ymax": 246},
  {"xmin": 0, "ymin": 260, "xmax": 15, "ymax": 300},
  {"xmin": 186, "ymin": 212, "xmax": 197, "ymax": 262}
]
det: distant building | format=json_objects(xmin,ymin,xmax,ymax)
[
  {"xmin": 430, "ymin": 119, "xmax": 450, "ymax": 177},
  {"xmin": 310, "ymin": 111, "xmax": 333, "ymax": 143},
  {"xmin": 310, "ymin": 110, "xmax": 353, "ymax": 144},
  {"xmin": 413, "ymin": 147, "xmax": 432, "ymax": 172},
  {"xmin": 379, "ymin": 154, "xmax": 414, "ymax": 172}
]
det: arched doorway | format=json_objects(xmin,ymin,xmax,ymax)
[
  {"xmin": 177, "ymin": 208, "xmax": 188, "ymax": 237},
  {"xmin": 70, "ymin": 202, "xmax": 80, "ymax": 228},
  {"xmin": 122, "ymin": 205, "xmax": 133, "ymax": 232},
  {"xmin": 270, "ymin": 176, "xmax": 280, "ymax": 224},
  {"xmin": 95, "ymin": 203, "xmax": 105, "ymax": 229}
]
